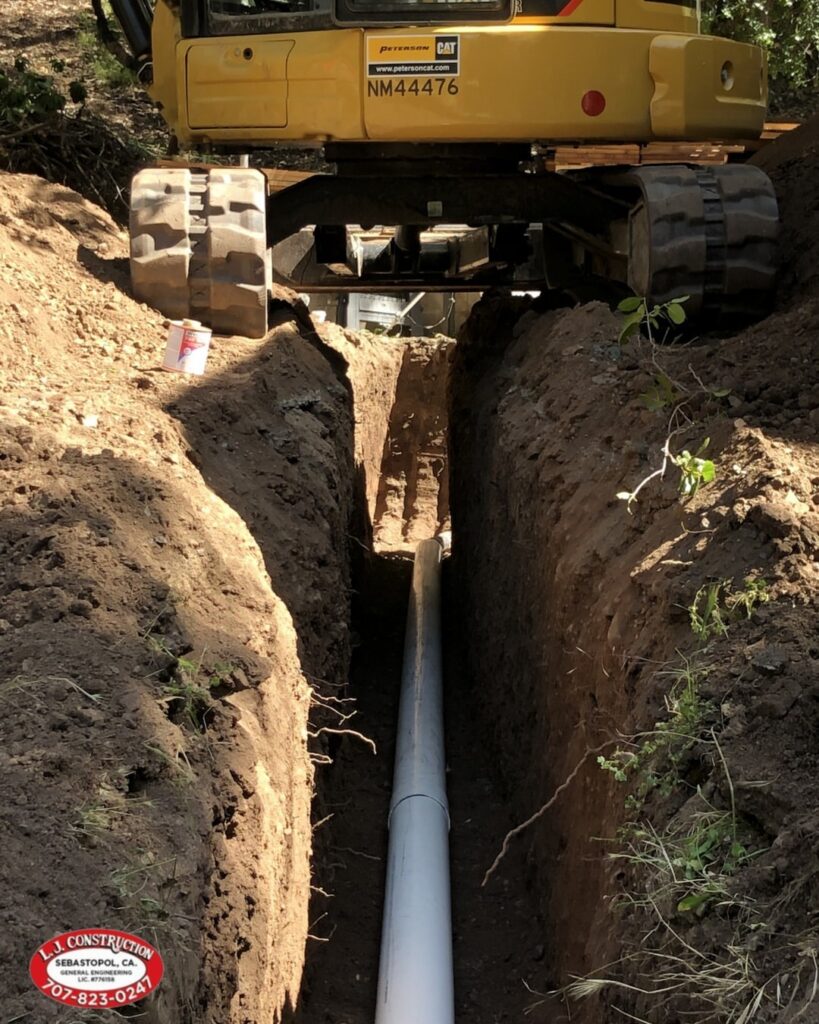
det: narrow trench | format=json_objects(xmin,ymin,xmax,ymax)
[{"xmin": 294, "ymin": 552, "xmax": 561, "ymax": 1024}]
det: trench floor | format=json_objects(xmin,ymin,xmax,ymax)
[{"xmin": 293, "ymin": 556, "xmax": 561, "ymax": 1024}]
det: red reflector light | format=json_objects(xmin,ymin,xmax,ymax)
[{"xmin": 581, "ymin": 90, "xmax": 606, "ymax": 117}]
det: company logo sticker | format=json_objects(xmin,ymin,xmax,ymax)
[
  {"xmin": 30, "ymin": 929, "xmax": 164, "ymax": 1009},
  {"xmin": 367, "ymin": 35, "xmax": 460, "ymax": 77}
]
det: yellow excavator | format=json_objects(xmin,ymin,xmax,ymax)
[{"xmin": 104, "ymin": 0, "xmax": 779, "ymax": 337}]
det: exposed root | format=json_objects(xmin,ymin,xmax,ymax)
[
  {"xmin": 308, "ymin": 726, "xmax": 377, "ymax": 754},
  {"xmin": 482, "ymin": 742, "xmax": 615, "ymax": 887}
]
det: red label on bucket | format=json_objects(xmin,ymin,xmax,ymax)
[
  {"xmin": 30, "ymin": 928, "xmax": 164, "ymax": 1008},
  {"xmin": 179, "ymin": 329, "xmax": 205, "ymax": 361}
]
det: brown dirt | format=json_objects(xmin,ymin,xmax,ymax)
[
  {"xmin": 449, "ymin": 285, "xmax": 819, "ymax": 1020},
  {"xmin": 372, "ymin": 337, "xmax": 452, "ymax": 551},
  {"xmin": 291, "ymin": 552, "xmax": 549, "ymax": 1024},
  {"xmin": 2, "ymin": 4, "xmax": 818, "ymax": 1019},
  {"xmin": 0, "ymin": 166, "xmax": 457, "ymax": 1024},
  {"xmin": 0, "ymin": 168, "xmax": 400, "ymax": 1024}
]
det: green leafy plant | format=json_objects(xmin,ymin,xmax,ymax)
[
  {"xmin": 689, "ymin": 581, "xmax": 730, "ymax": 644},
  {"xmin": 617, "ymin": 295, "xmax": 689, "ymax": 344},
  {"xmin": 0, "ymin": 58, "xmax": 72, "ymax": 125},
  {"xmin": 0, "ymin": 55, "xmax": 152, "ymax": 217},
  {"xmin": 726, "ymin": 577, "xmax": 770, "ymax": 619},
  {"xmin": 703, "ymin": 0, "xmax": 819, "ymax": 110},
  {"xmin": 146, "ymin": 634, "xmax": 234, "ymax": 732},
  {"xmin": 672, "ymin": 438, "xmax": 716, "ymax": 498},
  {"xmin": 611, "ymin": 805, "xmax": 758, "ymax": 917}
]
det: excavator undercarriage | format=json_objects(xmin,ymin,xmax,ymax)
[
  {"xmin": 130, "ymin": 145, "xmax": 779, "ymax": 337},
  {"xmin": 111, "ymin": 0, "xmax": 781, "ymax": 338}
]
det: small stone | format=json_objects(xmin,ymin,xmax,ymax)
[
  {"xmin": 751, "ymin": 646, "xmax": 788, "ymax": 676},
  {"xmin": 231, "ymin": 667, "xmax": 250, "ymax": 689},
  {"xmin": 81, "ymin": 414, "xmax": 98, "ymax": 429}
]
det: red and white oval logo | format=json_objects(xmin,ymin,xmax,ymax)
[{"xmin": 30, "ymin": 929, "xmax": 164, "ymax": 1008}]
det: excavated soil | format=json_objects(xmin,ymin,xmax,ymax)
[
  {"xmin": 449, "ymin": 154, "xmax": 819, "ymax": 1020},
  {"xmin": 0, "ymin": 170, "xmax": 338, "ymax": 1024},
  {"xmin": 0, "ymin": 19, "xmax": 817, "ymax": 1019},
  {"xmin": 0, "ymin": 169, "xmax": 451, "ymax": 1023}
]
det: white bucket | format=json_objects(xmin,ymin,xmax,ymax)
[{"xmin": 163, "ymin": 319, "xmax": 212, "ymax": 376}]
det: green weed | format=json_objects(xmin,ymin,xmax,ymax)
[
  {"xmin": 109, "ymin": 854, "xmax": 193, "ymax": 952},
  {"xmin": 726, "ymin": 577, "xmax": 771, "ymax": 619},
  {"xmin": 613, "ymin": 805, "xmax": 757, "ymax": 916},
  {"xmin": 688, "ymin": 577, "xmax": 770, "ymax": 646},
  {"xmin": 147, "ymin": 635, "xmax": 233, "ymax": 732},
  {"xmin": 616, "ymin": 434, "xmax": 716, "ymax": 512},
  {"xmin": 70, "ymin": 779, "xmax": 151, "ymax": 840},
  {"xmin": 689, "ymin": 581, "xmax": 730, "ymax": 644},
  {"xmin": 598, "ymin": 654, "xmax": 714, "ymax": 807},
  {"xmin": 640, "ymin": 371, "xmax": 685, "ymax": 412},
  {"xmin": 617, "ymin": 294, "xmax": 689, "ymax": 344},
  {"xmin": 76, "ymin": 12, "xmax": 135, "ymax": 90},
  {"xmin": 143, "ymin": 741, "xmax": 196, "ymax": 784}
]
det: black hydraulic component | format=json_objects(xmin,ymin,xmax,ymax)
[
  {"xmin": 491, "ymin": 223, "xmax": 530, "ymax": 265},
  {"xmin": 266, "ymin": 171, "xmax": 627, "ymax": 247},
  {"xmin": 394, "ymin": 225, "xmax": 421, "ymax": 254},
  {"xmin": 259, "ymin": 154, "xmax": 778, "ymax": 317},
  {"xmin": 108, "ymin": 0, "xmax": 153, "ymax": 63},
  {"xmin": 315, "ymin": 225, "xmax": 347, "ymax": 265},
  {"xmin": 325, "ymin": 143, "xmax": 531, "ymax": 177},
  {"xmin": 393, "ymin": 225, "xmax": 422, "ymax": 271}
]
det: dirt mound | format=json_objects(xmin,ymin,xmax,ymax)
[
  {"xmin": 449, "ymin": 286, "xmax": 818, "ymax": 1021},
  {"xmin": 0, "ymin": 170, "xmax": 366, "ymax": 1022},
  {"xmin": 753, "ymin": 111, "xmax": 819, "ymax": 304},
  {"xmin": 0, "ymin": 167, "xmax": 455, "ymax": 1022}
]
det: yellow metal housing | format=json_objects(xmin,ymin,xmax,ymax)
[{"xmin": 166, "ymin": 22, "xmax": 765, "ymax": 147}]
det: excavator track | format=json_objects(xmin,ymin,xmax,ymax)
[
  {"xmin": 129, "ymin": 161, "xmax": 778, "ymax": 333},
  {"xmin": 624, "ymin": 164, "xmax": 779, "ymax": 321},
  {"xmin": 130, "ymin": 167, "xmax": 269, "ymax": 338}
]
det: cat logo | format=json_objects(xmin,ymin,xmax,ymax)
[{"xmin": 367, "ymin": 34, "xmax": 460, "ymax": 77}]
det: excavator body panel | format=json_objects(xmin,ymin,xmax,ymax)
[{"xmin": 169, "ymin": 23, "xmax": 766, "ymax": 145}]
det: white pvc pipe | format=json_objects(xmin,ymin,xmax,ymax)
[{"xmin": 375, "ymin": 534, "xmax": 454, "ymax": 1024}]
